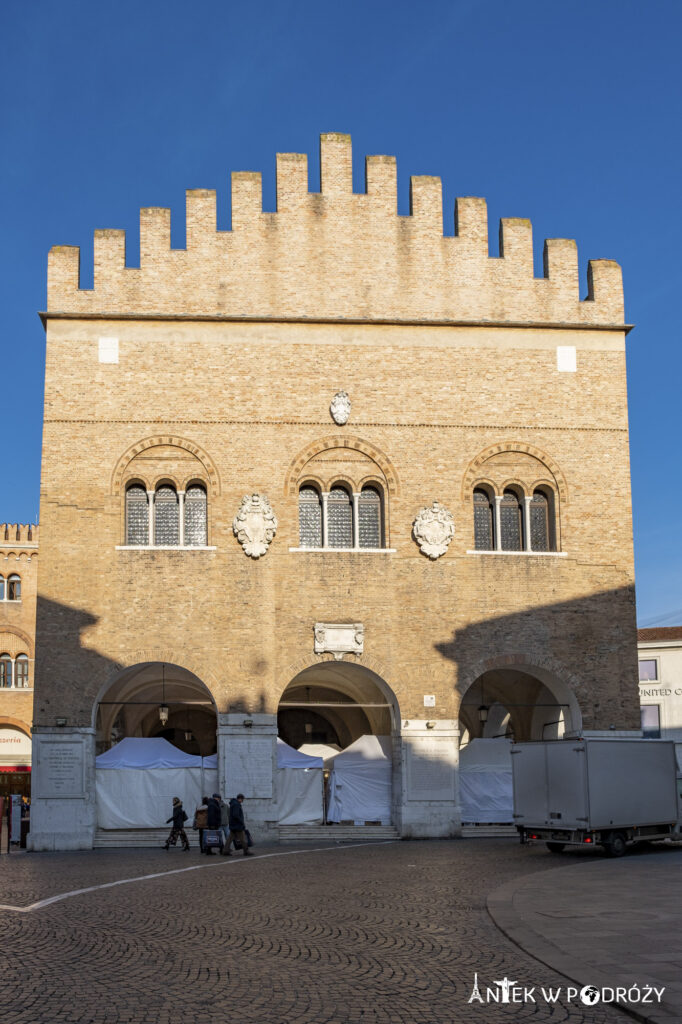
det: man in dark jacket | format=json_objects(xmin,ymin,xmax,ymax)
[
  {"xmin": 204, "ymin": 793, "xmax": 223, "ymax": 855},
  {"xmin": 223, "ymin": 794, "xmax": 252, "ymax": 856}
]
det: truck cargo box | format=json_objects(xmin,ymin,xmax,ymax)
[{"xmin": 512, "ymin": 739, "xmax": 678, "ymax": 832}]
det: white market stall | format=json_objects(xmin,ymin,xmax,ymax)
[
  {"xmin": 96, "ymin": 737, "xmax": 218, "ymax": 828},
  {"xmin": 276, "ymin": 738, "xmax": 324, "ymax": 825},
  {"xmin": 297, "ymin": 742, "xmax": 341, "ymax": 761},
  {"xmin": 326, "ymin": 734, "xmax": 392, "ymax": 825},
  {"xmin": 458, "ymin": 738, "xmax": 514, "ymax": 824}
]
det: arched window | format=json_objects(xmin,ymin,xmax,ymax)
[
  {"xmin": 126, "ymin": 485, "xmax": 149, "ymax": 546},
  {"xmin": 7, "ymin": 574, "xmax": 21, "ymax": 601},
  {"xmin": 530, "ymin": 490, "xmax": 552, "ymax": 552},
  {"xmin": 0, "ymin": 654, "xmax": 12, "ymax": 688},
  {"xmin": 184, "ymin": 485, "xmax": 207, "ymax": 546},
  {"xmin": 0, "ymin": 576, "xmax": 4, "ymax": 601},
  {"xmin": 15, "ymin": 654, "xmax": 29, "ymax": 688},
  {"xmin": 154, "ymin": 485, "xmax": 180, "ymax": 546},
  {"xmin": 500, "ymin": 489, "xmax": 523, "ymax": 551},
  {"xmin": 473, "ymin": 488, "xmax": 495, "ymax": 550},
  {"xmin": 327, "ymin": 485, "xmax": 353, "ymax": 548},
  {"xmin": 358, "ymin": 486, "xmax": 382, "ymax": 548},
  {"xmin": 299, "ymin": 486, "xmax": 322, "ymax": 548}
]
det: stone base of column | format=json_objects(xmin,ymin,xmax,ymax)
[
  {"xmin": 397, "ymin": 720, "xmax": 461, "ymax": 838},
  {"xmin": 27, "ymin": 727, "xmax": 96, "ymax": 851},
  {"xmin": 216, "ymin": 714, "xmax": 279, "ymax": 841}
]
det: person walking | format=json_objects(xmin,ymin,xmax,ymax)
[
  {"xmin": 218, "ymin": 793, "xmax": 230, "ymax": 847},
  {"xmin": 164, "ymin": 797, "xmax": 190, "ymax": 851},
  {"xmin": 204, "ymin": 793, "xmax": 223, "ymax": 855},
  {"xmin": 223, "ymin": 793, "xmax": 252, "ymax": 856},
  {"xmin": 193, "ymin": 796, "xmax": 209, "ymax": 853}
]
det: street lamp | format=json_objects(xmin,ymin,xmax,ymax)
[{"xmin": 158, "ymin": 662, "xmax": 169, "ymax": 726}]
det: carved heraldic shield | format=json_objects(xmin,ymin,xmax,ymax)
[
  {"xmin": 330, "ymin": 391, "xmax": 351, "ymax": 425},
  {"xmin": 413, "ymin": 501, "xmax": 455, "ymax": 559},
  {"xmin": 233, "ymin": 493, "xmax": 278, "ymax": 558}
]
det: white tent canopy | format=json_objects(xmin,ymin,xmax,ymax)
[
  {"xmin": 327, "ymin": 734, "xmax": 392, "ymax": 825},
  {"xmin": 298, "ymin": 742, "xmax": 341, "ymax": 765},
  {"xmin": 276, "ymin": 737, "xmax": 324, "ymax": 825},
  {"xmin": 96, "ymin": 737, "xmax": 218, "ymax": 829},
  {"xmin": 97, "ymin": 737, "xmax": 201, "ymax": 769},
  {"xmin": 459, "ymin": 738, "xmax": 514, "ymax": 824}
]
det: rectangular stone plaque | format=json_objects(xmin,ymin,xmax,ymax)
[
  {"xmin": 406, "ymin": 738, "xmax": 455, "ymax": 801},
  {"xmin": 224, "ymin": 738, "xmax": 273, "ymax": 799},
  {"xmin": 40, "ymin": 741, "xmax": 84, "ymax": 799},
  {"xmin": 314, "ymin": 622, "xmax": 364, "ymax": 660}
]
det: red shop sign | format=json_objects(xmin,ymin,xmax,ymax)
[{"xmin": 0, "ymin": 766, "xmax": 31, "ymax": 773}]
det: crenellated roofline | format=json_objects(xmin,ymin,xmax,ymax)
[{"xmin": 45, "ymin": 133, "xmax": 628, "ymax": 329}]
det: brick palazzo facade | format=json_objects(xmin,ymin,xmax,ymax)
[
  {"xmin": 0, "ymin": 524, "xmax": 38, "ymax": 800},
  {"xmin": 29, "ymin": 133, "xmax": 640, "ymax": 849}
]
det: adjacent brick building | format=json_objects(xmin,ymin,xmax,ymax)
[
  {"xmin": 0, "ymin": 524, "xmax": 38, "ymax": 801},
  {"xmin": 29, "ymin": 133, "xmax": 640, "ymax": 849}
]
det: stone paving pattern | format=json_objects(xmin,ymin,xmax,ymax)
[
  {"xmin": 0, "ymin": 839, "xmax": 635, "ymax": 1024},
  {"xmin": 488, "ymin": 843, "xmax": 682, "ymax": 1024}
]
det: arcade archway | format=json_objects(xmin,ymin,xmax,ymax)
[
  {"xmin": 458, "ymin": 664, "xmax": 579, "ymax": 746},
  {"xmin": 278, "ymin": 661, "xmax": 399, "ymax": 826},
  {"xmin": 94, "ymin": 661, "xmax": 217, "ymax": 757}
]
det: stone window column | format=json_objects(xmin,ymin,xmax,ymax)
[
  {"xmin": 321, "ymin": 492, "xmax": 330, "ymax": 548},
  {"xmin": 146, "ymin": 490, "xmax": 155, "ymax": 546},
  {"xmin": 494, "ymin": 496, "xmax": 503, "ymax": 552},
  {"xmin": 352, "ymin": 492, "xmax": 360, "ymax": 549},
  {"xmin": 178, "ymin": 491, "xmax": 185, "ymax": 547},
  {"xmin": 523, "ymin": 496, "xmax": 533, "ymax": 552}
]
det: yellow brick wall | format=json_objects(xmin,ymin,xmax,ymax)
[{"xmin": 35, "ymin": 316, "xmax": 639, "ymax": 732}]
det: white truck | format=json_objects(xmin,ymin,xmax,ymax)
[{"xmin": 511, "ymin": 738, "xmax": 681, "ymax": 857}]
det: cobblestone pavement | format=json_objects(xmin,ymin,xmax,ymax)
[{"xmin": 0, "ymin": 839, "xmax": 635, "ymax": 1024}]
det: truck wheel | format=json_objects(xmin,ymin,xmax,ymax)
[
  {"xmin": 604, "ymin": 832, "xmax": 627, "ymax": 858},
  {"xmin": 546, "ymin": 842, "xmax": 565, "ymax": 853}
]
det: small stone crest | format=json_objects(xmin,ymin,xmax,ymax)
[
  {"xmin": 233, "ymin": 493, "xmax": 278, "ymax": 558},
  {"xmin": 330, "ymin": 391, "xmax": 351, "ymax": 425},
  {"xmin": 412, "ymin": 501, "xmax": 455, "ymax": 560}
]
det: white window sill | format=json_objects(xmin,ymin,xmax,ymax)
[
  {"xmin": 466, "ymin": 550, "xmax": 567, "ymax": 557},
  {"xmin": 0, "ymin": 687, "xmax": 33, "ymax": 692},
  {"xmin": 289, "ymin": 547, "xmax": 396, "ymax": 554},
  {"xmin": 0, "ymin": 599, "xmax": 22, "ymax": 603},
  {"xmin": 115, "ymin": 545, "xmax": 217, "ymax": 551}
]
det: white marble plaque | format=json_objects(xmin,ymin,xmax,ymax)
[
  {"xmin": 41, "ymin": 742, "xmax": 84, "ymax": 798},
  {"xmin": 314, "ymin": 622, "xmax": 364, "ymax": 660},
  {"xmin": 224, "ymin": 738, "xmax": 273, "ymax": 799},
  {"xmin": 406, "ymin": 739, "xmax": 455, "ymax": 800}
]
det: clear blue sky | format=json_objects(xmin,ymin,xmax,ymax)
[{"xmin": 1, "ymin": 0, "xmax": 679, "ymax": 625}]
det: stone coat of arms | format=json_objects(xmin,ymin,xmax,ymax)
[
  {"xmin": 412, "ymin": 501, "xmax": 455, "ymax": 559},
  {"xmin": 233, "ymin": 493, "xmax": 278, "ymax": 558},
  {"xmin": 330, "ymin": 391, "xmax": 351, "ymax": 425}
]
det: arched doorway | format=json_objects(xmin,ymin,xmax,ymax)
[
  {"xmin": 457, "ymin": 663, "xmax": 582, "ymax": 826},
  {"xmin": 94, "ymin": 662, "xmax": 217, "ymax": 756},
  {"xmin": 458, "ymin": 664, "xmax": 580, "ymax": 746},
  {"xmin": 278, "ymin": 662, "xmax": 399, "ymax": 827}
]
